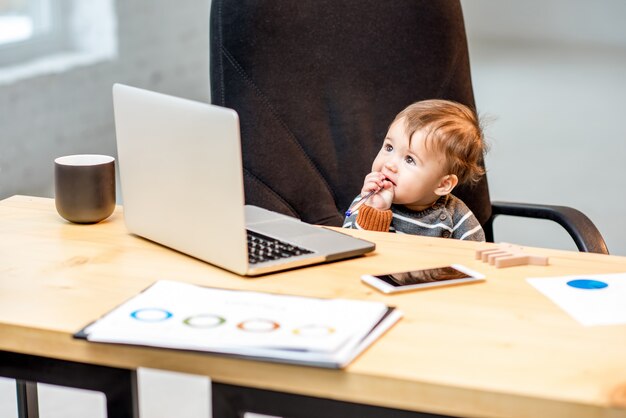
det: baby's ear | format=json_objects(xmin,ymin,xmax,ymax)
[{"xmin": 434, "ymin": 174, "xmax": 458, "ymax": 196}]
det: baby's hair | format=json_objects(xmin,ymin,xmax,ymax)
[{"xmin": 392, "ymin": 99, "xmax": 487, "ymax": 185}]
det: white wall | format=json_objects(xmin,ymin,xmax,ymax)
[
  {"xmin": 0, "ymin": 0, "xmax": 211, "ymax": 200},
  {"xmin": 462, "ymin": 0, "xmax": 626, "ymax": 255}
]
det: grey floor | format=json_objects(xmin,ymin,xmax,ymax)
[{"xmin": 3, "ymin": 4, "xmax": 625, "ymax": 418}]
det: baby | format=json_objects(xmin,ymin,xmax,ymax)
[{"xmin": 343, "ymin": 99, "xmax": 486, "ymax": 241}]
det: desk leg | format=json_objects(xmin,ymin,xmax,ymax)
[
  {"xmin": 212, "ymin": 383, "xmax": 455, "ymax": 418},
  {"xmin": 0, "ymin": 351, "xmax": 138, "ymax": 418},
  {"xmin": 16, "ymin": 380, "xmax": 39, "ymax": 418}
]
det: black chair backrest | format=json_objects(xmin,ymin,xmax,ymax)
[{"xmin": 210, "ymin": 0, "xmax": 492, "ymax": 226}]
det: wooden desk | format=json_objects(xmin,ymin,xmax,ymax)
[{"xmin": 1, "ymin": 195, "xmax": 625, "ymax": 418}]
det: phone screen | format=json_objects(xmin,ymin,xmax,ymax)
[{"xmin": 374, "ymin": 266, "xmax": 472, "ymax": 288}]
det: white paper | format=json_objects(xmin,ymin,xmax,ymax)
[
  {"xmin": 84, "ymin": 280, "xmax": 398, "ymax": 366},
  {"xmin": 527, "ymin": 272, "xmax": 626, "ymax": 326}
]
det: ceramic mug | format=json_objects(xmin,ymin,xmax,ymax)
[{"xmin": 54, "ymin": 154, "xmax": 116, "ymax": 224}]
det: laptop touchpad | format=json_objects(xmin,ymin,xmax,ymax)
[{"xmin": 249, "ymin": 220, "xmax": 324, "ymax": 241}]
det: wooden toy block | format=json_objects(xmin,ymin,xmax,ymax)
[{"xmin": 475, "ymin": 243, "xmax": 549, "ymax": 268}]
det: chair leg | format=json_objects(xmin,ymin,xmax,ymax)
[{"xmin": 16, "ymin": 380, "xmax": 39, "ymax": 418}]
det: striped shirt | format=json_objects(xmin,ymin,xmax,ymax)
[{"xmin": 342, "ymin": 194, "xmax": 485, "ymax": 241}]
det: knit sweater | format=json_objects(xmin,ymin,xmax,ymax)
[{"xmin": 342, "ymin": 194, "xmax": 485, "ymax": 241}]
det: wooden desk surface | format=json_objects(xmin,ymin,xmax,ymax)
[{"xmin": 1, "ymin": 195, "xmax": 625, "ymax": 418}]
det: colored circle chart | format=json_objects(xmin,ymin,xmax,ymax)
[
  {"xmin": 128, "ymin": 310, "xmax": 339, "ymax": 337},
  {"xmin": 566, "ymin": 279, "xmax": 609, "ymax": 290},
  {"xmin": 130, "ymin": 308, "xmax": 173, "ymax": 322},
  {"xmin": 183, "ymin": 314, "xmax": 226, "ymax": 328},
  {"xmin": 236, "ymin": 318, "xmax": 280, "ymax": 333}
]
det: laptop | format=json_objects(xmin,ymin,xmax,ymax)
[{"xmin": 112, "ymin": 84, "xmax": 375, "ymax": 276}]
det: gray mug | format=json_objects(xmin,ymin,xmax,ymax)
[{"xmin": 54, "ymin": 154, "xmax": 116, "ymax": 224}]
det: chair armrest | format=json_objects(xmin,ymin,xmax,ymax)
[{"xmin": 488, "ymin": 201, "xmax": 609, "ymax": 255}]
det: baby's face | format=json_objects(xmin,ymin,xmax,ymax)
[{"xmin": 372, "ymin": 118, "xmax": 448, "ymax": 211}]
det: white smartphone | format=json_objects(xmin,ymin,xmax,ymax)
[{"xmin": 361, "ymin": 264, "xmax": 485, "ymax": 294}]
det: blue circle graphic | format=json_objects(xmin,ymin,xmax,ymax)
[
  {"xmin": 566, "ymin": 279, "xmax": 608, "ymax": 290},
  {"xmin": 130, "ymin": 308, "xmax": 173, "ymax": 322}
]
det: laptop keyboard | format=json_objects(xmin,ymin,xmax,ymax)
[{"xmin": 247, "ymin": 230, "xmax": 313, "ymax": 264}]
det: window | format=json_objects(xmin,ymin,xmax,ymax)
[
  {"xmin": 0, "ymin": 0, "xmax": 67, "ymax": 67},
  {"xmin": 0, "ymin": 0, "xmax": 116, "ymax": 84}
]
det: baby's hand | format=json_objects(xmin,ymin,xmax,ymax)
[{"xmin": 361, "ymin": 172, "xmax": 394, "ymax": 211}]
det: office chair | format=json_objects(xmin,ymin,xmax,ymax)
[{"xmin": 209, "ymin": 0, "xmax": 608, "ymax": 255}]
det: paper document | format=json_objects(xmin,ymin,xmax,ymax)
[
  {"xmin": 527, "ymin": 272, "xmax": 626, "ymax": 326},
  {"xmin": 77, "ymin": 280, "xmax": 402, "ymax": 368}
]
